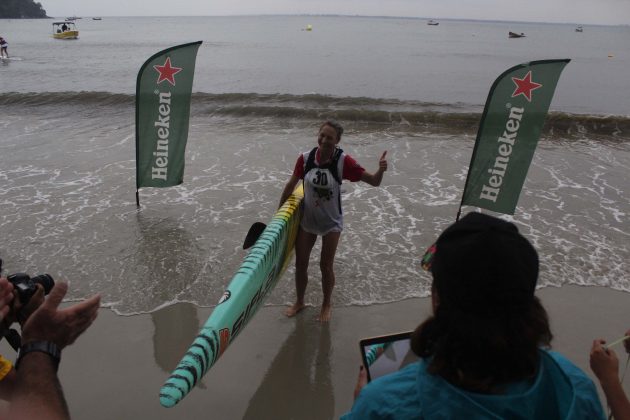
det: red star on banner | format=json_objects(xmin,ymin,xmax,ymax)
[
  {"xmin": 153, "ymin": 57, "xmax": 183, "ymax": 86},
  {"xmin": 511, "ymin": 71, "xmax": 542, "ymax": 102}
]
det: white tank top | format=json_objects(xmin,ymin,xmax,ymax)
[{"xmin": 300, "ymin": 149, "xmax": 345, "ymax": 235}]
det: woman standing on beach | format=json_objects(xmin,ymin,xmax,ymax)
[{"xmin": 278, "ymin": 120, "xmax": 387, "ymax": 322}]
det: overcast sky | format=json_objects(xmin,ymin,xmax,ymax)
[{"xmin": 40, "ymin": 0, "xmax": 630, "ymax": 26}]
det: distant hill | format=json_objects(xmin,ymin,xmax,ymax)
[{"xmin": 0, "ymin": 0, "xmax": 48, "ymax": 18}]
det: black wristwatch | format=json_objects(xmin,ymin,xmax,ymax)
[{"xmin": 16, "ymin": 341, "xmax": 62, "ymax": 371}]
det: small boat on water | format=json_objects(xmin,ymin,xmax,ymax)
[
  {"xmin": 52, "ymin": 21, "xmax": 79, "ymax": 40},
  {"xmin": 509, "ymin": 31, "xmax": 526, "ymax": 38},
  {"xmin": 575, "ymin": 25, "xmax": 583, "ymax": 32},
  {"xmin": 427, "ymin": 19, "xmax": 439, "ymax": 26},
  {"xmin": 92, "ymin": 17, "xmax": 102, "ymax": 21}
]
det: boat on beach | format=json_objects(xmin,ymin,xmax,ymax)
[
  {"xmin": 509, "ymin": 31, "xmax": 525, "ymax": 38},
  {"xmin": 52, "ymin": 21, "xmax": 79, "ymax": 40}
]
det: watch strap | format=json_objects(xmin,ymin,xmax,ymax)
[{"xmin": 16, "ymin": 341, "xmax": 61, "ymax": 371}]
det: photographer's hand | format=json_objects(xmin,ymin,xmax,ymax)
[
  {"xmin": 0, "ymin": 277, "xmax": 45, "ymax": 330},
  {"xmin": 8, "ymin": 282, "xmax": 100, "ymax": 420},
  {"xmin": 7, "ymin": 284, "xmax": 45, "ymax": 328},
  {"xmin": 0, "ymin": 277, "xmax": 14, "ymax": 324},
  {"xmin": 20, "ymin": 282, "xmax": 100, "ymax": 349}
]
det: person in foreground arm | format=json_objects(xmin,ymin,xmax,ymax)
[
  {"xmin": 8, "ymin": 282, "xmax": 100, "ymax": 420},
  {"xmin": 0, "ymin": 276, "xmax": 45, "ymax": 401},
  {"xmin": 0, "ymin": 276, "xmax": 17, "ymax": 399},
  {"xmin": 590, "ymin": 330, "xmax": 630, "ymax": 420}
]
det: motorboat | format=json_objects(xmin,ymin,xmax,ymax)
[
  {"xmin": 508, "ymin": 31, "xmax": 525, "ymax": 38},
  {"xmin": 52, "ymin": 21, "xmax": 79, "ymax": 40},
  {"xmin": 92, "ymin": 17, "xmax": 102, "ymax": 20},
  {"xmin": 575, "ymin": 25, "xmax": 583, "ymax": 32},
  {"xmin": 427, "ymin": 19, "xmax": 439, "ymax": 26}
]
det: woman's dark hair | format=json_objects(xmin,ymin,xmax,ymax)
[
  {"xmin": 320, "ymin": 120, "xmax": 344, "ymax": 141},
  {"xmin": 411, "ymin": 212, "xmax": 553, "ymax": 393},
  {"xmin": 411, "ymin": 296, "xmax": 552, "ymax": 393}
]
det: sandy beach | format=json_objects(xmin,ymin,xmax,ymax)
[{"xmin": 0, "ymin": 285, "xmax": 625, "ymax": 419}]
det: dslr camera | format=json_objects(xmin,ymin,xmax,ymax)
[
  {"xmin": 7, "ymin": 273, "xmax": 55, "ymax": 304},
  {"xmin": 0, "ymin": 258, "xmax": 55, "ymax": 304}
]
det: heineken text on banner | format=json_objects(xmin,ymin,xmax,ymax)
[
  {"xmin": 460, "ymin": 59, "xmax": 570, "ymax": 215},
  {"xmin": 135, "ymin": 41, "xmax": 202, "ymax": 191}
]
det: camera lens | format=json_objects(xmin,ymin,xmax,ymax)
[{"xmin": 30, "ymin": 274, "xmax": 55, "ymax": 294}]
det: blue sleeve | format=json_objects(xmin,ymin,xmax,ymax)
[
  {"xmin": 547, "ymin": 351, "xmax": 606, "ymax": 420},
  {"xmin": 341, "ymin": 363, "xmax": 422, "ymax": 419}
]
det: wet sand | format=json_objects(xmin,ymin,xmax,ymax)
[{"xmin": 2, "ymin": 285, "xmax": 628, "ymax": 419}]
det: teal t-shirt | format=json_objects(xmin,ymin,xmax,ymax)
[{"xmin": 342, "ymin": 350, "xmax": 605, "ymax": 419}]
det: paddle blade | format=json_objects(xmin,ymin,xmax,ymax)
[{"xmin": 243, "ymin": 222, "xmax": 267, "ymax": 249}]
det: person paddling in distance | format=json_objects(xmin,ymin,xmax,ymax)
[
  {"xmin": 278, "ymin": 120, "xmax": 388, "ymax": 322},
  {"xmin": 0, "ymin": 37, "xmax": 8, "ymax": 59}
]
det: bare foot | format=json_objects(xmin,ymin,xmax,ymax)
[
  {"xmin": 317, "ymin": 305, "xmax": 332, "ymax": 322},
  {"xmin": 284, "ymin": 302, "xmax": 306, "ymax": 317}
]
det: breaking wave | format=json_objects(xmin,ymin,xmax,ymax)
[{"xmin": 1, "ymin": 91, "xmax": 628, "ymax": 139}]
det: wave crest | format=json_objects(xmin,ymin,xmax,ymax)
[{"xmin": 1, "ymin": 91, "xmax": 628, "ymax": 139}]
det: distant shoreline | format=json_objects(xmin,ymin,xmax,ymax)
[{"xmin": 2, "ymin": 15, "xmax": 624, "ymax": 27}]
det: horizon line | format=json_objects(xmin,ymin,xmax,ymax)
[{"xmin": 30, "ymin": 13, "xmax": 628, "ymax": 27}]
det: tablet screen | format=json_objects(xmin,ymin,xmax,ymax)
[{"xmin": 359, "ymin": 331, "xmax": 419, "ymax": 382}]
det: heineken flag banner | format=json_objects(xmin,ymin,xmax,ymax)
[
  {"xmin": 135, "ymin": 41, "xmax": 202, "ymax": 204},
  {"xmin": 460, "ymin": 59, "xmax": 570, "ymax": 215}
]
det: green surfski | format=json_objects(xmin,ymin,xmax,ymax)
[{"xmin": 159, "ymin": 185, "xmax": 304, "ymax": 407}]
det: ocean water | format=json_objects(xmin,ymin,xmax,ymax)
[{"xmin": 0, "ymin": 16, "xmax": 628, "ymax": 315}]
